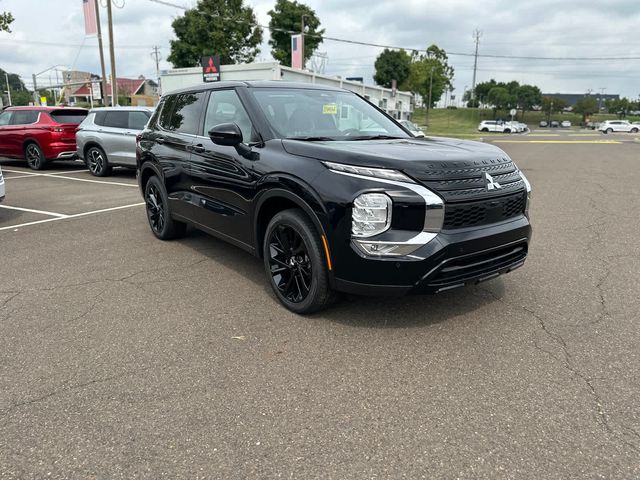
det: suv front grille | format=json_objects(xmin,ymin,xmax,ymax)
[{"xmin": 443, "ymin": 191, "xmax": 526, "ymax": 229}]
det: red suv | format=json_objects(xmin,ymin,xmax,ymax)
[{"xmin": 0, "ymin": 106, "xmax": 88, "ymax": 170}]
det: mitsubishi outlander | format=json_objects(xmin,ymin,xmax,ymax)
[{"xmin": 137, "ymin": 82, "xmax": 532, "ymax": 313}]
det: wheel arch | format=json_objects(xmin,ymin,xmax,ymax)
[
  {"xmin": 138, "ymin": 158, "xmax": 163, "ymax": 195},
  {"xmin": 254, "ymin": 187, "xmax": 330, "ymax": 263}
]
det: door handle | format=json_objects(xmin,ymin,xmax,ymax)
[
  {"xmin": 191, "ymin": 144, "xmax": 205, "ymax": 153},
  {"xmin": 156, "ymin": 136, "xmax": 165, "ymax": 144}
]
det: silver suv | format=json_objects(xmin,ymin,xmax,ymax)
[{"xmin": 76, "ymin": 107, "xmax": 153, "ymax": 176}]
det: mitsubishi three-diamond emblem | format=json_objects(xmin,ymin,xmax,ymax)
[{"xmin": 483, "ymin": 172, "xmax": 502, "ymax": 191}]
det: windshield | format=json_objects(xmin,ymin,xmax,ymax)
[{"xmin": 250, "ymin": 88, "xmax": 409, "ymax": 140}]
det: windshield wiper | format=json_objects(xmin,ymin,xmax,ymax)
[
  {"xmin": 285, "ymin": 136, "xmax": 336, "ymax": 141},
  {"xmin": 346, "ymin": 134, "xmax": 406, "ymax": 141}
]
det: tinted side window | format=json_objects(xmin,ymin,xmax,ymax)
[
  {"xmin": 203, "ymin": 89, "xmax": 256, "ymax": 142},
  {"xmin": 158, "ymin": 96, "xmax": 176, "ymax": 130},
  {"xmin": 172, "ymin": 92, "xmax": 205, "ymax": 134},
  {"xmin": 128, "ymin": 111, "xmax": 150, "ymax": 130},
  {"xmin": 94, "ymin": 111, "xmax": 107, "ymax": 126},
  {"xmin": 104, "ymin": 111, "xmax": 129, "ymax": 129},
  {"xmin": 0, "ymin": 111, "xmax": 12, "ymax": 126},
  {"xmin": 10, "ymin": 111, "xmax": 39, "ymax": 125}
]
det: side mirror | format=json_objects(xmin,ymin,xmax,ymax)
[
  {"xmin": 208, "ymin": 123, "xmax": 243, "ymax": 147},
  {"xmin": 207, "ymin": 122, "xmax": 256, "ymax": 159}
]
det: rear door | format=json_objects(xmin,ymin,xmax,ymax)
[
  {"xmin": 7, "ymin": 110, "xmax": 39, "ymax": 157},
  {"xmin": 0, "ymin": 110, "xmax": 14, "ymax": 156},
  {"xmin": 149, "ymin": 92, "xmax": 205, "ymax": 219},
  {"xmin": 118, "ymin": 110, "xmax": 151, "ymax": 166},
  {"xmin": 99, "ymin": 110, "xmax": 131, "ymax": 165}
]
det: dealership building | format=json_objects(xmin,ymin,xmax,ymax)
[{"xmin": 160, "ymin": 61, "xmax": 414, "ymax": 120}]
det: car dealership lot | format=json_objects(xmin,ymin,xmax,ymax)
[{"xmin": 1, "ymin": 132, "xmax": 639, "ymax": 478}]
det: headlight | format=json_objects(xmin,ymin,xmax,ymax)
[
  {"xmin": 322, "ymin": 161, "xmax": 415, "ymax": 183},
  {"xmin": 351, "ymin": 193, "xmax": 392, "ymax": 238}
]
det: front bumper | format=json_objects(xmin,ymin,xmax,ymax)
[{"xmin": 333, "ymin": 215, "xmax": 532, "ymax": 296}]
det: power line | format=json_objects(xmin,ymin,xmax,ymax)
[{"xmin": 145, "ymin": 0, "xmax": 640, "ymax": 62}]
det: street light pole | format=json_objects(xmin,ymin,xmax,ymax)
[
  {"xmin": 94, "ymin": 0, "xmax": 109, "ymax": 106},
  {"xmin": 426, "ymin": 67, "xmax": 434, "ymax": 125},
  {"xmin": 106, "ymin": 0, "xmax": 118, "ymax": 106},
  {"xmin": 4, "ymin": 72, "xmax": 11, "ymax": 106}
]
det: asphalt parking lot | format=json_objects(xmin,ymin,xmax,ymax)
[{"xmin": 1, "ymin": 130, "xmax": 639, "ymax": 478}]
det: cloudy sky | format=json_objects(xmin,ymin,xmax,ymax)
[{"xmin": 1, "ymin": 0, "xmax": 639, "ymax": 102}]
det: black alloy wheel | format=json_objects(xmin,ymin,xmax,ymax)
[
  {"xmin": 144, "ymin": 175, "xmax": 186, "ymax": 240},
  {"xmin": 268, "ymin": 224, "xmax": 313, "ymax": 304},
  {"xmin": 263, "ymin": 209, "xmax": 335, "ymax": 314},
  {"xmin": 25, "ymin": 143, "xmax": 46, "ymax": 170},
  {"xmin": 87, "ymin": 146, "xmax": 112, "ymax": 177}
]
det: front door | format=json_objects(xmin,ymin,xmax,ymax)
[
  {"xmin": 188, "ymin": 89, "xmax": 260, "ymax": 248},
  {"xmin": 0, "ymin": 110, "xmax": 13, "ymax": 156}
]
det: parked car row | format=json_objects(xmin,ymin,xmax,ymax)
[
  {"xmin": 477, "ymin": 120, "xmax": 528, "ymax": 133},
  {"xmin": 0, "ymin": 105, "xmax": 153, "ymax": 176},
  {"xmin": 539, "ymin": 120, "xmax": 571, "ymax": 128}
]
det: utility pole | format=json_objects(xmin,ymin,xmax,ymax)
[
  {"xmin": 94, "ymin": 0, "xmax": 109, "ymax": 107},
  {"xmin": 4, "ymin": 72, "xmax": 11, "ymax": 106},
  {"xmin": 32, "ymin": 74, "xmax": 39, "ymax": 105},
  {"xmin": 598, "ymin": 87, "xmax": 606, "ymax": 112},
  {"xmin": 106, "ymin": 0, "xmax": 118, "ymax": 106},
  {"xmin": 426, "ymin": 66, "xmax": 434, "ymax": 125},
  {"xmin": 151, "ymin": 46, "xmax": 162, "ymax": 96},
  {"xmin": 471, "ymin": 29, "xmax": 482, "ymax": 102},
  {"xmin": 300, "ymin": 15, "xmax": 306, "ymax": 70}
]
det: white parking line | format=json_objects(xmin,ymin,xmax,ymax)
[
  {"xmin": 0, "ymin": 202, "xmax": 145, "ymax": 232},
  {"xmin": 1, "ymin": 168, "xmax": 88, "ymax": 176},
  {"xmin": 41, "ymin": 174, "xmax": 137, "ymax": 187},
  {"xmin": 0, "ymin": 205, "xmax": 68, "ymax": 218}
]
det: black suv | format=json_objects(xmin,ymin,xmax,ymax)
[{"xmin": 137, "ymin": 81, "xmax": 532, "ymax": 313}]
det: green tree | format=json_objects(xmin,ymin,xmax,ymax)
[
  {"xmin": 0, "ymin": 10, "xmax": 14, "ymax": 32},
  {"xmin": 515, "ymin": 84, "xmax": 542, "ymax": 119},
  {"xmin": 487, "ymin": 86, "xmax": 514, "ymax": 116},
  {"xmin": 541, "ymin": 97, "xmax": 568, "ymax": 120},
  {"xmin": 267, "ymin": 0, "xmax": 324, "ymax": 67},
  {"xmin": 468, "ymin": 79, "xmax": 497, "ymax": 106},
  {"xmin": 168, "ymin": 0, "xmax": 263, "ymax": 68},
  {"xmin": 0, "ymin": 68, "xmax": 26, "ymax": 91},
  {"xmin": 407, "ymin": 44, "xmax": 454, "ymax": 108},
  {"xmin": 573, "ymin": 95, "xmax": 598, "ymax": 123},
  {"xmin": 373, "ymin": 49, "xmax": 411, "ymax": 89}
]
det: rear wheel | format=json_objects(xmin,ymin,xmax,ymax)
[
  {"xmin": 86, "ymin": 146, "xmax": 112, "ymax": 177},
  {"xmin": 631, "ymin": 128, "xmax": 638, "ymax": 134},
  {"xmin": 144, "ymin": 175, "xmax": 186, "ymax": 240},
  {"xmin": 263, "ymin": 209, "xmax": 335, "ymax": 314},
  {"xmin": 24, "ymin": 143, "xmax": 46, "ymax": 170}
]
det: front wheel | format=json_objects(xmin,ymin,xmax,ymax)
[
  {"xmin": 631, "ymin": 128, "xmax": 638, "ymax": 134},
  {"xmin": 263, "ymin": 209, "xmax": 335, "ymax": 314},
  {"xmin": 25, "ymin": 143, "xmax": 46, "ymax": 170},
  {"xmin": 606, "ymin": 128, "xmax": 613, "ymax": 134},
  {"xmin": 144, "ymin": 176, "xmax": 186, "ymax": 240}
]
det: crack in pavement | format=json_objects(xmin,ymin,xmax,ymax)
[{"xmin": 475, "ymin": 285, "xmax": 639, "ymax": 453}]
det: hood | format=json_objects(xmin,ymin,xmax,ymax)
[{"xmin": 281, "ymin": 137, "xmax": 508, "ymax": 171}]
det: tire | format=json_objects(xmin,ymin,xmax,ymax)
[
  {"xmin": 24, "ymin": 143, "xmax": 46, "ymax": 170},
  {"xmin": 263, "ymin": 208, "xmax": 335, "ymax": 314},
  {"xmin": 504, "ymin": 129, "xmax": 511, "ymax": 134},
  {"xmin": 481, "ymin": 128, "xmax": 489, "ymax": 132},
  {"xmin": 631, "ymin": 128, "xmax": 638, "ymax": 134},
  {"xmin": 606, "ymin": 128, "xmax": 613, "ymax": 134},
  {"xmin": 144, "ymin": 175, "xmax": 187, "ymax": 240},
  {"xmin": 86, "ymin": 146, "xmax": 112, "ymax": 177}
]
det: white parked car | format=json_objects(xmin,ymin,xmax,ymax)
[
  {"xmin": 478, "ymin": 120, "xmax": 513, "ymax": 133},
  {"xmin": 0, "ymin": 164, "xmax": 4, "ymax": 203},
  {"xmin": 399, "ymin": 119, "xmax": 425, "ymax": 137},
  {"xmin": 599, "ymin": 120, "xmax": 639, "ymax": 134},
  {"xmin": 561, "ymin": 120, "xmax": 572, "ymax": 128}
]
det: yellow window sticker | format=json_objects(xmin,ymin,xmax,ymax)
[{"xmin": 322, "ymin": 104, "xmax": 338, "ymax": 115}]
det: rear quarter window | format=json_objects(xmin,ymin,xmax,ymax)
[{"xmin": 49, "ymin": 110, "xmax": 88, "ymax": 124}]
